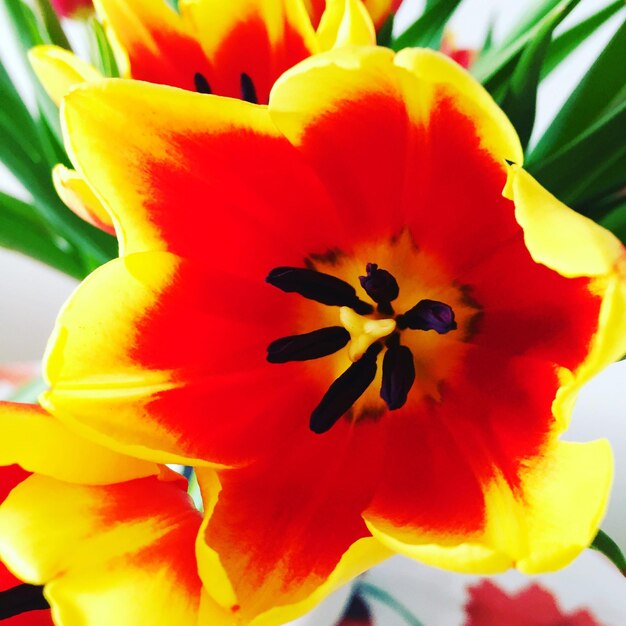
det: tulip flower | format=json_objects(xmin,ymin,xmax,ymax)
[
  {"xmin": 29, "ymin": 0, "xmax": 375, "ymax": 235},
  {"xmin": 50, "ymin": 0, "xmax": 93, "ymax": 19},
  {"xmin": 0, "ymin": 466, "xmax": 53, "ymax": 625},
  {"xmin": 31, "ymin": 0, "xmax": 375, "ymax": 101},
  {"xmin": 305, "ymin": 0, "xmax": 401, "ymax": 29},
  {"xmin": 11, "ymin": 46, "xmax": 626, "ymax": 623},
  {"xmin": 0, "ymin": 403, "xmax": 209, "ymax": 625},
  {"xmin": 440, "ymin": 31, "xmax": 477, "ymax": 69}
]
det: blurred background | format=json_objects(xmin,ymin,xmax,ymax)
[{"xmin": 0, "ymin": 1, "xmax": 625, "ymax": 624}]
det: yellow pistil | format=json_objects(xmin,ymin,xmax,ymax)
[{"xmin": 339, "ymin": 306, "xmax": 396, "ymax": 362}]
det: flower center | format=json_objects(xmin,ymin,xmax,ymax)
[
  {"xmin": 266, "ymin": 251, "xmax": 459, "ymax": 434},
  {"xmin": 339, "ymin": 306, "xmax": 396, "ymax": 362}
]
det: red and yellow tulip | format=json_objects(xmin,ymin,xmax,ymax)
[
  {"xmin": 5, "ymin": 46, "xmax": 626, "ymax": 624},
  {"xmin": 29, "ymin": 0, "xmax": 376, "ymax": 235},
  {"xmin": 0, "ymin": 403, "xmax": 208, "ymax": 625},
  {"xmin": 50, "ymin": 0, "xmax": 93, "ymax": 19},
  {"xmin": 31, "ymin": 0, "xmax": 375, "ymax": 102},
  {"xmin": 304, "ymin": 0, "xmax": 401, "ymax": 29}
]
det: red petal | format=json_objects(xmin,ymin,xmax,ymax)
[
  {"xmin": 366, "ymin": 349, "xmax": 561, "ymax": 538},
  {"xmin": 97, "ymin": 0, "xmax": 212, "ymax": 91},
  {"xmin": 198, "ymin": 417, "xmax": 386, "ymax": 621}
]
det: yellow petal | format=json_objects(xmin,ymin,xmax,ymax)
[
  {"xmin": 179, "ymin": 0, "xmax": 317, "ymax": 60},
  {"xmin": 505, "ymin": 166, "xmax": 626, "ymax": 427},
  {"xmin": 53, "ymin": 164, "xmax": 115, "ymax": 234},
  {"xmin": 0, "ymin": 474, "xmax": 203, "ymax": 625},
  {"xmin": 270, "ymin": 47, "xmax": 522, "ymax": 169},
  {"xmin": 194, "ymin": 468, "xmax": 392, "ymax": 625},
  {"xmin": 93, "ymin": 0, "xmax": 184, "ymax": 80},
  {"xmin": 0, "ymin": 401, "xmax": 160, "ymax": 484},
  {"xmin": 316, "ymin": 0, "xmax": 376, "ymax": 50},
  {"xmin": 365, "ymin": 439, "xmax": 613, "ymax": 574},
  {"xmin": 505, "ymin": 165, "xmax": 626, "ymax": 278},
  {"xmin": 394, "ymin": 47, "xmax": 523, "ymax": 167},
  {"xmin": 28, "ymin": 45, "xmax": 102, "ymax": 106}
]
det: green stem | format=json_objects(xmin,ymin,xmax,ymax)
[{"xmin": 358, "ymin": 582, "xmax": 426, "ymax": 626}]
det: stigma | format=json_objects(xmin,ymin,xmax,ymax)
[{"xmin": 339, "ymin": 306, "xmax": 396, "ymax": 362}]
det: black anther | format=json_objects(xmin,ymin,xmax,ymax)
[
  {"xmin": 381, "ymin": 343, "xmax": 416, "ymax": 410},
  {"xmin": 359, "ymin": 263, "xmax": 399, "ymax": 314},
  {"xmin": 266, "ymin": 267, "xmax": 373, "ymax": 314},
  {"xmin": 310, "ymin": 343, "xmax": 382, "ymax": 434},
  {"xmin": 267, "ymin": 327, "xmax": 350, "ymax": 363},
  {"xmin": 0, "ymin": 584, "xmax": 49, "ymax": 620},
  {"xmin": 240, "ymin": 72, "xmax": 258, "ymax": 104},
  {"xmin": 194, "ymin": 72, "xmax": 212, "ymax": 94},
  {"xmin": 396, "ymin": 299, "xmax": 457, "ymax": 334}
]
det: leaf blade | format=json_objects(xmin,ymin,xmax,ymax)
[
  {"xmin": 500, "ymin": 0, "xmax": 581, "ymax": 148},
  {"xmin": 392, "ymin": 0, "xmax": 462, "ymax": 50},
  {"xmin": 529, "ymin": 17, "xmax": 626, "ymax": 163},
  {"xmin": 591, "ymin": 529, "xmax": 626, "ymax": 576}
]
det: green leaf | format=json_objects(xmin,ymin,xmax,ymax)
[
  {"xmin": 481, "ymin": 19, "xmax": 495, "ymax": 53},
  {"xmin": 0, "ymin": 0, "xmax": 65, "ymax": 148},
  {"xmin": 498, "ymin": 0, "xmax": 566, "ymax": 48},
  {"xmin": 391, "ymin": 0, "xmax": 462, "ymax": 51},
  {"xmin": 591, "ymin": 529, "xmax": 626, "ymax": 576},
  {"xmin": 32, "ymin": 0, "xmax": 71, "ymax": 49},
  {"xmin": 529, "ymin": 17, "xmax": 626, "ymax": 164},
  {"xmin": 88, "ymin": 17, "xmax": 120, "ymax": 77},
  {"xmin": 0, "ymin": 117, "xmax": 116, "ymax": 276},
  {"xmin": 0, "ymin": 191, "xmax": 84, "ymax": 277},
  {"xmin": 472, "ymin": 0, "xmax": 564, "ymax": 84},
  {"xmin": 500, "ymin": 0, "xmax": 580, "ymax": 148},
  {"xmin": 377, "ymin": 13, "xmax": 394, "ymax": 48},
  {"xmin": 0, "ymin": 64, "xmax": 43, "ymax": 163},
  {"xmin": 541, "ymin": 0, "xmax": 625, "ymax": 79},
  {"xmin": 1, "ymin": 0, "xmax": 46, "ymax": 53},
  {"xmin": 33, "ymin": 100, "xmax": 69, "ymax": 167},
  {"xmin": 526, "ymin": 89, "xmax": 626, "ymax": 207},
  {"xmin": 600, "ymin": 200, "xmax": 626, "ymax": 244},
  {"xmin": 0, "ymin": 1, "xmax": 117, "ymax": 275}
]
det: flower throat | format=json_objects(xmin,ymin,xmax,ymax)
[{"xmin": 265, "ymin": 262, "xmax": 457, "ymax": 434}]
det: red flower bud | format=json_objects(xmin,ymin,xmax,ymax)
[{"xmin": 50, "ymin": 0, "xmax": 93, "ymax": 18}]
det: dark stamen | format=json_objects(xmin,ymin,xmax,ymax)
[
  {"xmin": 240, "ymin": 72, "xmax": 258, "ymax": 104},
  {"xmin": 194, "ymin": 72, "xmax": 212, "ymax": 94},
  {"xmin": 359, "ymin": 263, "xmax": 399, "ymax": 315},
  {"xmin": 266, "ymin": 267, "xmax": 373, "ymax": 314},
  {"xmin": 310, "ymin": 343, "xmax": 381, "ymax": 434},
  {"xmin": 396, "ymin": 299, "xmax": 457, "ymax": 334},
  {"xmin": 267, "ymin": 327, "xmax": 350, "ymax": 363},
  {"xmin": 381, "ymin": 342, "xmax": 415, "ymax": 410},
  {"xmin": 0, "ymin": 584, "xmax": 49, "ymax": 620}
]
